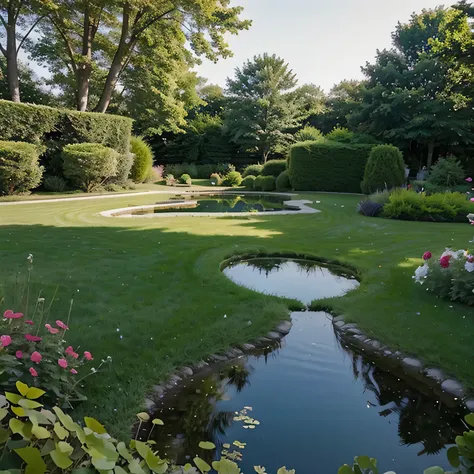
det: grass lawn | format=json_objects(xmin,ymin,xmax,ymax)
[{"xmin": 0, "ymin": 191, "xmax": 473, "ymax": 435}]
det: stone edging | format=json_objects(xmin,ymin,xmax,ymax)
[
  {"xmin": 100, "ymin": 198, "xmax": 318, "ymax": 218},
  {"xmin": 332, "ymin": 316, "xmax": 474, "ymax": 411},
  {"xmin": 143, "ymin": 320, "xmax": 292, "ymax": 411}
]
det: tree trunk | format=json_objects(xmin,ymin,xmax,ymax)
[
  {"xmin": 75, "ymin": 8, "xmax": 93, "ymax": 111},
  {"xmin": 76, "ymin": 67, "xmax": 90, "ymax": 111},
  {"xmin": 263, "ymin": 151, "xmax": 269, "ymax": 163},
  {"xmin": 6, "ymin": 4, "xmax": 20, "ymax": 102},
  {"xmin": 426, "ymin": 138, "xmax": 435, "ymax": 169}
]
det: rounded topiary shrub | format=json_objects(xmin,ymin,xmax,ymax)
[
  {"xmin": 130, "ymin": 136, "xmax": 154, "ymax": 183},
  {"xmin": 0, "ymin": 140, "xmax": 43, "ymax": 195},
  {"xmin": 223, "ymin": 171, "xmax": 242, "ymax": 187},
  {"xmin": 262, "ymin": 175, "xmax": 276, "ymax": 191},
  {"xmin": 179, "ymin": 173, "xmax": 192, "ymax": 185},
  {"xmin": 427, "ymin": 155, "xmax": 466, "ymax": 187},
  {"xmin": 242, "ymin": 164, "xmax": 263, "ymax": 177},
  {"xmin": 62, "ymin": 143, "xmax": 118, "ymax": 192},
  {"xmin": 361, "ymin": 144, "xmax": 405, "ymax": 194},
  {"xmin": 242, "ymin": 175, "xmax": 256, "ymax": 189},
  {"xmin": 210, "ymin": 173, "xmax": 222, "ymax": 186},
  {"xmin": 262, "ymin": 159, "xmax": 286, "ymax": 177},
  {"xmin": 276, "ymin": 170, "xmax": 291, "ymax": 190},
  {"xmin": 295, "ymin": 126, "xmax": 323, "ymax": 142},
  {"xmin": 253, "ymin": 175, "xmax": 265, "ymax": 191}
]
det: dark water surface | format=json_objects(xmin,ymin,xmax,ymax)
[
  {"xmin": 130, "ymin": 194, "xmax": 292, "ymax": 215},
  {"xmin": 223, "ymin": 258, "xmax": 359, "ymax": 305},
  {"xmin": 149, "ymin": 312, "xmax": 464, "ymax": 474}
]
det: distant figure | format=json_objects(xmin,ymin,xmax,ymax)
[
  {"xmin": 405, "ymin": 166, "xmax": 410, "ymax": 179},
  {"xmin": 416, "ymin": 166, "xmax": 428, "ymax": 181}
]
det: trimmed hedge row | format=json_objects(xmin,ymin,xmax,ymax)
[
  {"xmin": 261, "ymin": 159, "xmax": 286, "ymax": 177},
  {"xmin": 0, "ymin": 100, "xmax": 132, "ymax": 154},
  {"xmin": 288, "ymin": 141, "xmax": 374, "ymax": 193}
]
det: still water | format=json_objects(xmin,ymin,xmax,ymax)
[
  {"xmin": 129, "ymin": 195, "xmax": 292, "ymax": 215},
  {"xmin": 223, "ymin": 258, "xmax": 359, "ymax": 305},
  {"xmin": 144, "ymin": 259, "xmax": 464, "ymax": 474}
]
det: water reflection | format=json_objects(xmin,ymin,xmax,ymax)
[
  {"xmin": 223, "ymin": 258, "xmax": 359, "ymax": 305},
  {"xmin": 143, "ymin": 313, "xmax": 465, "ymax": 474}
]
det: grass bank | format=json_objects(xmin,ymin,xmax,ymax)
[{"xmin": 0, "ymin": 192, "xmax": 472, "ymax": 435}]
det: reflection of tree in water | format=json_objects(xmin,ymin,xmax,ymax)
[
  {"xmin": 145, "ymin": 360, "xmax": 254, "ymax": 464},
  {"xmin": 336, "ymin": 333, "xmax": 465, "ymax": 456}
]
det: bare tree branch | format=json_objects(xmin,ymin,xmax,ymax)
[
  {"xmin": 0, "ymin": 13, "xmax": 7, "ymax": 29},
  {"xmin": 17, "ymin": 15, "xmax": 46, "ymax": 54},
  {"xmin": 49, "ymin": 15, "xmax": 78, "ymax": 73}
]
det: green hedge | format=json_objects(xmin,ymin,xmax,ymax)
[
  {"xmin": 0, "ymin": 100, "xmax": 132, "ymax": 155},
  {"xmin": 242, "ymin": 175, "xmax": 256, "ymax": 189},
  {"xmin": 130, "ymin": 137, "xmax": 154, "ymax": 183},
  {"xmin": 262, "ymin": 159, "xmax": 286, "ymax": 177},
  {"xmin": 276, "ymin": 170, "xmax": 291, "ymax": 190},
  {"xmin": 0, "ymin": 141, "xmax": 43, "ymax": 195},
  {"xmin": 288, "ymin": 141, "xmax": 374, "ymax": 192}
]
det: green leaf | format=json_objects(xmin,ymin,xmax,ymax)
[
  {"xmin": 84, "ymin": 416, "xmax": 107, "ymax": 435},
  {"xmin": 199, "ymin": 441, "xmax": 216, "ymax": 450},
  {"xmin": 356, "ymin": 456, "xmax": 376, "ymax": 472},
  {"xmin": 338, "ymin": 466, "xmax": 354, "ymax": 474},
  {"xmin": 465, "ymin": 413, "xmax": 474, "ymax": 427},
  {"xmin": 423, "ymin": 468, "xmax": 445, "ymax": 474},
  {"xmin": 5, "ymin": 392, "xmax": 22, "ymax": 404},
  {"xmin": 11, "ymin": 406, "xmax": 26, "ymax": 417},
  {"xmin": 28, "ymin": 410, "xmax": 52, "ymax": 426},
  {"xmin": 0, "ymin": 428, "xmax": 9, "ymax": 444},
  {"xmin": 115, "ymin": 467, "xmax": 128, "ymax": 474},
  {"xmin": 16, "ymin": 381, "xmax": 29, "ymax": 397},
  {"xmin": 117, "ymin": 441, "xmax": 133, "ymax": 462},
  {"xmin": 25, "ymin": 387, "xmax": 45, "ymax": 400},
  {"xmin": 194, "ymin": 457, "xmax": 212, "ymax": 473},
  {"xmin": 128, "ymin": 459, "xmax": 146, "ymax": 474},
  {"xmin": 31, "ymin": 425, "xmax": 50, "ymax": 440},
  {"xmin": 152, "ymin": 418, "xmax": 164, "ymax": 425},
  {"xmin": 40, "ymin": 439, "xmax": 55, "ymax": 456},
  {"xmin": 212, "ymin": 459, "xmax": 240, "ymax": 474},
  {"xmin": 447, "ymin": 446, "xmax": 460, "ymax": 467},
  {"xmin": 14, "ymin": 447, "xmax": 47, "ymax": 474},
  {"xmin": 276, "ymin": 468, "xmax": 295, "ymax": 474},
  {"xmin": 9, "ymin": 419, "xmax": 26, "ymax": 437},
  {"xmin": 53, "ymin": 422, "xmax": 69, "ymax": 440},
  {"xmin": 52, "ymin": 407, "xmax": 77, "ymax": 432},
  {"xmin": 19, "ymin": 399, "xmax": 43, "ymax": 410},
  {"xmin": 57, "ymin": 441, "xmax": 74, "ymax": 456},
  {"xmin": 92, "ymin": 458, "xmax": 116, "ymax": 470},
  {"xmin": 40, "ymin": 409, "xmax": 56, "ymax": 424},
  {"xmin": 50, "ymin": 447, "xmax": 73, "ymax": 469},
  {"xmin": 0, "ymin": 408, "xmax": 8, "ymax": 421},
  {"xmin": 223, "ymin": 444, "xmax": 230, "ymax": 449},
  {"xmin": 184, "ymin": 464, "xmax": 193, "ymax": 471},
  {"xmin": 136, "ymin": 412, "xmax": 150, "ymax": 422}
]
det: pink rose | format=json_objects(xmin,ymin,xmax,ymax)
[
  {"xmin": 3, "ymin": 310, "xmax": 23, "ymax": 319},
  {"xmin": 0, "ymin": 335, "xmax": 12, "ymax": 347},
  {"xmin": 15, "ymin": 351, "xmax": 22, "ymax": 359},
  {"xmin": 70, "ymin": 369, "xmax": 78, "ymax": 375},
  {"xmin": 440, "ymin": 255, "xmax": 452, "ymax": 268},
  {"xmin": 25, "ymin": 320, "xmax": 34, "ymax": 325},
  {"xmin": 423, "ymin": 251, "xmax": 432, "ymax": 260},
  {"xmin": 45, "ymin": 324, "xmax": 59, "ymax": 335},
  {"xmin": 58, "ymin": 358, "xmax": 68, "ymax": 369},
  {"xmin": 466, "ymin": 177, "xmax": 473, "ymax": 182},
  {"xmin": 30, "ymin": 351, "xmax": 42, "ymax": 364},
  {"xmin": 29, "ymin": 367, "xmax": 38, "ymax": 377},
  {"xmin": 56, "ymin": 320, "xmax": 69, "ymax": 330},
  {"xmin": 25, "ymin": 334, "xmax": 41, "ymax": 342},
  {"xmin": 84, "ymin": 351, "xmax": 93, "ymax": 361}
]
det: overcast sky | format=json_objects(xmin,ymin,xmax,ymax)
[{"xmin": 195, "ymin": 0, "xmax": 444, "ymax": 91}]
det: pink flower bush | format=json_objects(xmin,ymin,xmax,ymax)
[
  {"xmin": 56, "ymin": 320, "xmax": 69, "ymax": 330},
  {"xmin": 45, "ymin": 324, "xmax": 59, "ymax": 335},
  {"xmin": 440, "ymin": 255, "xmax": 451, "ymax": 268},
  {"xmin": 84, "ymin": 351, "xmax": 93, "ymax": 361},
  {"xmin": 25, "ymin": 334, "xmax": 41, "ymax": 342},
  {"xmin": 423, "ymin": 251, "xmax": 432, "ymax": 260},
  {"xmin": 70, "ymin": 369, "xmax": 78, "ymax": 375},
  {"xmin": 29, "ymin": 367, "xmax": 38, "ymax": 377},
  {"xmin": 25, "ymin": 320, "xmax": 34, "ymax": 325},
  {"xmin": 3, "ymin": 310, "xmax": 23, "ymax": 319},
  {"xmin": 30, "ymin": 351, "xmax": 42, "ymax": 364},
  {"xmin": 58, "ymin": 358, "xmax": 68, "ymax": 369},
  {"xmin": 1, "ymin": 335, "xmax": 12, "ymax": 347}
]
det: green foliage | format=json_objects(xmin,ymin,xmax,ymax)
[
  {"xmin": 382, "ymin": 189, "xmax": 474, "ymax": 222},
  {"xmin": 253, "ymin": 175, "xmax": 265, "ymax": 191},
  {"xmin": 361, "ymin": 144, "xmax": 405, "ymax": 193},
  {"xmin": 326, "ymin": 126, "xmax": 354, "ymax": 143},
  {"xmin": 216, "ymin": 163, "xmax": 235, "ymax": 175},
  {"xmin": 295, "ymin": 126, "xmax": 323, "ymax": 142},
  {"xmin": 195, "ymin": 164, "xmax": 216, "ymax": 178},
  {"xmin": 165, "ymin": 174, "xmax": 176, "ymax": 186},
  {"xmin": 165, "ymin": 163, "xmax": 199, "ymax": 179},
  {"xmin": 288, "ymin": 141, "xmax": 373, "ymax": 192},
  {"xmin": 242, "ymin": 175, "xmax": 256, "ymax": 189},
  {"xmin": 114, "ymin": 153, "xmax": 134, "ymax": 186},
  {"xmin": 242, "ymin": 164, "xmax": 263, "ymax": 177},
  {"xmin": 179, "ymin": 174, "xmax": 192, "ymax": 185},
  {"xmin": 262, "ymin": 159, "xmax": 287, "ymax": 177},
  {"xmin": 43, "ymin": 175, "xmax": 67, "ymax": 193},
  {"xmin": 209, "ymin": 173, "xmax": 222, "ymax": 186},
  {"xmin": 62, "ymin": 143, "xmax": 118, "ymax": 192},
  {"xmin": 427, "ymin": 156, "xmax": 466, "ymax": 187},
  {"xmin": 262, "ymin": 175, "xmax": 276, "ymax": 191},
  {"xmin": 367, "ymin": 189, "xmax": 392, "ymax": 205},
  {"xmin": 0, "ymin": 141, "xmax": 43, "ymax": 195},
  {"xmin": 276, "ymin": 170, "xmax": 291, "ymax": 190},
  {"xmin": 223, "ymin": 171, "xmax": 243, "ymax": 187},
  {"xmin": 130, "ymin": 137, "xmax": 154, "ymax": 183}
]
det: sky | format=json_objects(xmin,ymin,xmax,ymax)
[{"xmin": 195, "ymin": 0, "xmax": 444, "ymax": 92}]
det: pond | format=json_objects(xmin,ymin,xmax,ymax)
[
  {"xmin": 222, "ymin": 258, "xmax": 359, "ymax": 305},
  {"xmin": 128, "ymin": 194, "xmax": 294, "ymax": 215}
]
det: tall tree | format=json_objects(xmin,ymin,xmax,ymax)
[
  {"xmin": 349, "ymin": 7, "xmax": 474, "ymax": 168},
  {"xmin": 224, "ymin": 53, "xmax": 304, "ymax": 162},
  {"xmin": 33, "ymin": 0, "xmax": 250, "ymax": 112}
]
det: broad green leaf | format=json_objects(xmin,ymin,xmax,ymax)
[
  {"xmin": 423, "ymin": 468, "xmax": 445, "ymax": 474},
  {"xmin": 277, "ymin": 468, "xmax": 295, "ymax": 474},
  {"xmin": 28, "ymin": 410, "xmax": 51, "ymax": 426},
  {"xmin": 465, "ymin": 414, "xmax": 474, "ymax": 427},
  {"xmin": 223, "ymin": 444, "xmax": 231, "ymax": 449},
  {"xmin": 84, "ymin": 417, "xmax": 107, "ymax": 435},
  {"xmin": 9, "ymin": 419, "xmax": 25, "ymax": 436},
  {"xmin": 52, "ymin": 407, "xmax": 77, "ymax": 432},
  {"xmin": 31, "ymin": 425, "xmax": 50, "ymax": 440},
  {"xmin": 19, "ymin": 399, "xmax": 43, "ymax": 410},
  {"xmin": 40, "ymin": 439, "xmax": 55, "ymax": 456},
  {"xmin": 50, "ymin": 448, "xmax": 73, "ymax": 469},
  {"xmin": 254, "ymin": 467, "xmax": 266, "ymax": 474},
  {"xmin": 11, "ymin": 406, "xmax": 26, "ymax": 417},
  {"xmin": 16, "ymin": 381, "xmax": 29, "ymax": 397},
  {"xmin": 199, "ymin": 441, "xmax": 216, "ymax": 450},
  {"xmin": 136, "ymin": 412, "xmax": 150, "ymax": 422},
  {"xmin": 152, "ymin": 418, "xmax": 164, "ymax": 425},
  {"xmin": 14, "ymin": 447, "xmax": 46, "ymax": 474},
  {"xmin": 5, "ymin": 392, "xmax": 22, "ymax": 404},
  {"xmin": 212, "ymin": 459, "xmax": 240, "ymax": 474},
  {"xmin": 40, "ymin": 409, "xmax": 56, "ymax": 424},
  {"xmin": 25, "ymin": 387, "xmax": 45, "ymax": 400},
  {"xmin": 447, "ymin": 446, "xmax": 460, "ymax": 467},
  {"xmin": 53, "ymin": 422, "xmax": 69, "ymax": 440},
  {"xmin": 134, "ymin": 440, "xmax": 149, "ymax": 459},
  {"xmin": 338, "ymin": 466, "xmax": 354, "ymax": 474},
  {"xmin": 57, "ymin": 441, "xmax": 74, "ymax": 456},
  {"xmin": 115, "ymin": 467, "xmax": 128, "ymax": 474},
  {"xmin": 128, "ymin": 459, "xmax": 146, "ymax": 474},
  {"xmin": 0, "ymin": 408, "xmax": 8, "ymax": 421},
  {"xmin": 117, "ymin": 441, "xmax": 133, "ymax": 462},
  {"xmin": 92, "ymin": 457, "xmax": 116, "ymax": 470},
  {"xmin": 72, "ymin": 469, "xmax": 96, "ymax": 474},
  {"xmin": 194, "ymin": 456, "xmax": 211, "ymax": 473},
  {"xmin": 356, "ymin": 456, "xmax": 376, "ymax": 471},
  {"xmin": 184, "ymin": 464, "xmax": 193, "ymax": 471},
  {"xmin": 0, "ymin": 428, "xmax": 9, "ymax": 444}
]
